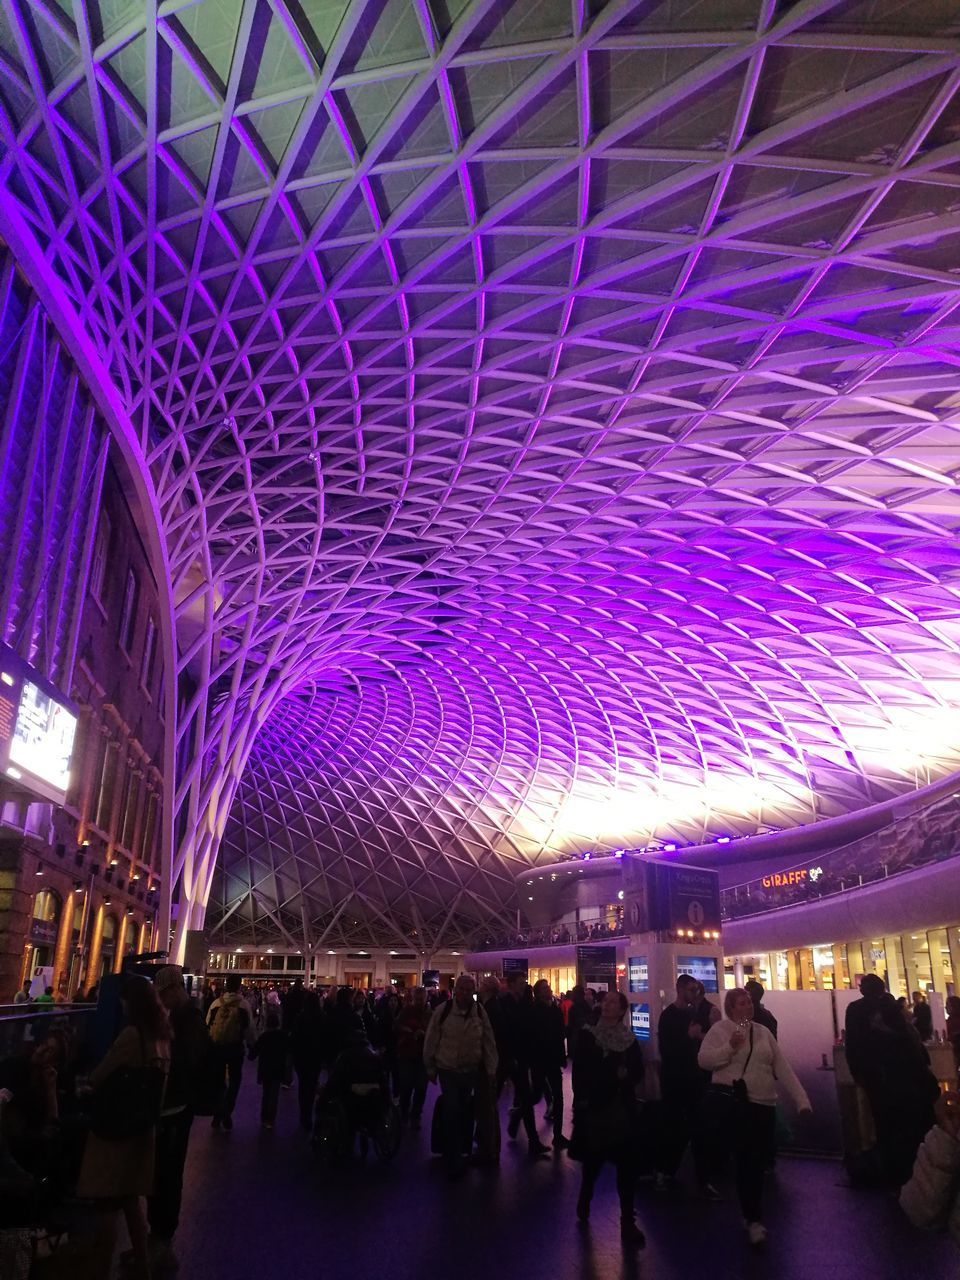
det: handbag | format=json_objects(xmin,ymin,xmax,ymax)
[
  {"xmin": 89, "ymin": 1032, "xmax": 167, "ymax": 1141},
  {"xmin": 703, "ymin": 1026, "xmax": 755, "ymax": 1132}
]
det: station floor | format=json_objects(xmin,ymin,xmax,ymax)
[{"xmin": 175, "ymin": 1077, "xmax": 957, "ymax": 1280}]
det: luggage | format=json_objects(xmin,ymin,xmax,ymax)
[{"xmin": 430, "ymin": 1090, "xmax": 475, "ymax": 1156}]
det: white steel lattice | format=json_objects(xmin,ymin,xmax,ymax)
[{"xmin": 2, "ymin": 0, "xmax": 960, "ymax": 950}]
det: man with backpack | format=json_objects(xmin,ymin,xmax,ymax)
[
  {"xmin": 206, "ymin": 972, "xmax": 254, "ymax": 1129},
  {"xmin": 423, "ymin": 974, "xmax": 498, "ymax": 1176}
]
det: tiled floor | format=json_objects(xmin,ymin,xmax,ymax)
[{"xmin": 175, "ymin": 1075, "xmax": 957, "ymax": 1280}]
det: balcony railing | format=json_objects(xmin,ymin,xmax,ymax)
[{"xmin": 721, "ymin": 785, "xmax": 960, "ymax": 922}]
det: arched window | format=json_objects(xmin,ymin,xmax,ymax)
[
  {"xmin": 32, "ymin": 889, "xmax": 61, "ymax": 923},
  {"xmin": 101, "ymin": 913, "xmax": 118, "ymax": 948}
]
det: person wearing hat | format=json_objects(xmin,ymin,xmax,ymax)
[{"xmin": 145, "ymin": 965, "xmax": 210, "ymax": 1273}]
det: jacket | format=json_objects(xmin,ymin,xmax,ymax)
[
  {"xmin": 423, "ymin": 1000, "xmax": 498, "ymax": 1076},
  {"xmin": 529, "ymin": 999, "xmax": 566, "ymax": 1071},
  {"xmin": 698, "ymin": 1019, "xmax": 810, "ymax": 1110},
  {"xmin": 249, "ymin": 1028, "xmax": 288, "ymax": 1084},
  {"xmin": 900, "ymin": 1122, "xmax": 960, "ymax": 1246},
  {"xmin": 164, "ymin": 1001, "xmax": 209, "ymax": 1112}
]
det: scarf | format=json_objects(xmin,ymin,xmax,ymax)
[{"xmin": 587, "ymin": 1020, "xmax": 635, "ymax": 1055}]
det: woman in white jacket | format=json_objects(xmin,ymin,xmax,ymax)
[
  {"xmin": 900, "ymin": 1092, "xmax": 960, "ymax": 1247},
  {"xmin": 698, "ymin": 987, "xmax": 811, "ymax": 1248}
]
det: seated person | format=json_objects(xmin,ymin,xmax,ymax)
[{"xmin": 319, "ymin": 1029, "xmax": 388, "ymax": 1136}]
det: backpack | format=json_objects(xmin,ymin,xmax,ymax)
[{"xmin": 209, "ymin": 998, "xmax": 250, "ymax": 1046}]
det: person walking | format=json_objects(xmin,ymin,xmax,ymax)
[
  {"xmin": 291, "ymin": 991, "xmax": 328, "ymax": 1130},
  {"xmin": 78, "ymin": 974, "xmax": 171, "ymax": 1280},
  {"xmin": 846, "ymin": 974, "xmax": 939, "ymax": 1184},
  {"xmin": 744, "ymin": 980, "xmax": 777, "ymax": 1038},
  {"xmin": 657, "ymin": 973, "xmax": 719, "ymax": 1196},
  {"xmin": 249, "ymin": 1012, "xmax": 288, "ymax": 1128},
  {"xmin": 570, "ymin": 989, "xmax": 647, "ymax": 1248},
  {"xmin": 206, "ymin": 973, "xmax": 254, "ymax": 1129},
  {"xmin": 566, "ymin": 985, "xmax": 595, "ymax": 1062},
  {"xmin": 698, "ymin": 988, "xmax": 811, "ymax": 1248},
  {"xmin": 912, "ymin": 991, "xmax": 934, "ymax": 1043},
  {"xmin": 146, "ymin": 965, "xmax": 210, "ymax": 1274},
  {"xmin": 530, "ymin": 979, "xmax": 569, "ymax": 1150},
  {"xmin": 500, "ymin": 971, "xmax": 551, "ymax": 1157},
  {"xmin": 395, "ymin": 987, "xmax": 431, "ymax": 1129},
  {"xmin": 423, "ymin": 974, "xmax": 498, "ymax": 1177},
  {"xmin": 13, "ymin": 979, "xmax": 31, "ymax": 1005}
]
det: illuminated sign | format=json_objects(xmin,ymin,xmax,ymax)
[
  {"xmin": 676, "ymin": 955, "xmax": 719, "ymax": 993},
  {"xmin": 630, "ymin": 1002, "xmax": 651, "ymax": 1041},
  {"xmin": 628, "ymin": 957, "xmax": 649, "ymax": 993},
  {"xmin": 0, "ymin": 643, "xmax": 78, "ymax": 806},
  {"xmin": 761, "ymin": 869, "xmax": 807, "ymax": 889}
]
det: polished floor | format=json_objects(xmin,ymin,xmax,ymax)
[{"xmin": 175, "ymin": 1075, "xmax": 956, "ymax": 1280}]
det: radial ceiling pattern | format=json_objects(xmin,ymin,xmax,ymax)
[{"xmin": 3, "ymin": 0, "xmax": 960, "ymax": 948}]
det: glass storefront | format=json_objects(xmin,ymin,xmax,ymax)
[{"xmin": 725, "ymin": 922, "xmax": 960, "ymax": 996}]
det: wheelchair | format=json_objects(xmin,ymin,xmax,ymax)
[{"xmin": 312, "ymin": 1083, "xmax": 402, "ymax": 1164}]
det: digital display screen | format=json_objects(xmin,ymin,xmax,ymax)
[
  {"xmin": 0, "ymin": 644, "xmax": 78, "ymax": 806},
  {"xmin": 9, "ymin": 678, "xmax": 77, "ymax": 799},
  {"xmin": 676, "ymin": 955, "xmax": 719, "ymax": 993},
  {"xmin": 628, "ymin": 956, "xmax": 648, "ymax": 993},
  {"xmin": 630, "ymin": 1002, "xmax": 650, "ymax": 1041}
]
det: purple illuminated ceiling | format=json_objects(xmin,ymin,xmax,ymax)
[{"xmin": 3, "ymin": 0, "xmax": 960, "ymax": 948}]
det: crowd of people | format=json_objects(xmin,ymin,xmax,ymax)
[
  {"xmin": 2, "ymin": 967, "xmax": 960, "ymax": 1277},
  {"xmin": 476, "ymin": 917, "xmax": 624, "ymax": 950}
]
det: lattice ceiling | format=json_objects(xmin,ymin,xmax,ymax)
[{"xmin": 3, "ymin": 0, "xmax": 960, "ymax": 949}]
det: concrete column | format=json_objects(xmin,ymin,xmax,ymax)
[
  {"xmin": 86, "ymin": 903, "xmax": 105, "ymax": 989},
  {"xmin": 883, "ymin": 935, "xmax": 905, "ymax": 996},
  {"xmin": 52, "ymin": 888, "xmax": 76, "ymax": 995},
  {"xmin": 947, "ymin": 927, "xmax": 960, "ymax": 996},
  {"xmin": 113, "ymin": 914, "xmax": 129, "ymax": 973},
  {"xmin": 0, "ymin": 839, "xmax": 32, "ymax": 1002},
  {"xmin": 927, "ymin": 929, "xmax": 948, "ymax": 994}
]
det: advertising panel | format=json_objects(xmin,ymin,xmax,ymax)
[
  {"xmin": 630, "ymin": 1002, "xmax": 651, "ymax": 1041},
  {"xmin": 628, "ymin": 956, "xmax": 649, "ymax": 993},
  {"xmin": 676, "ymin": 954, "xmax": 719, "ymax": 993},
  {"xmin": 0, "ymin": 642, "xmax": 78, "ymax": 805},
  {"xmin": 577, "ymin": 945, "xmax": 617, "ymax": 992}
]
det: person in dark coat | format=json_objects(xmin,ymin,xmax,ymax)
[
  {"xmin": 328, "ymin": 986, "xmax": 364, "ymax": 1063},
  {"xmin": 846, "ymin": 975, "xmax": 938, "ymax": 1185},
  {"xmin": 657, "ymin": 974, "xmax": 719, "ymax": 1194},
  {"xmin": 530, "ymin": 979, "xmax": 569, "ymax": 1149},
  {"xmin": 147, "ymin": 966, "xmax": 210, "ymax": 1272},
  {"xmin": 571, "ymin": 990, "xmax": 646, "ymax": 1249},
  {"xmin": 566, "ymin": 985, "xmax": 596, "ymax": 1062},
  {"xmin": 499, "ymin": 972, "xmax": 550, "ymax": 1157},
  {"xmin": 249, "ymin": 1013, "xmax": 288, "ymax": 1128},
  {"xmin": 281, "ymin": 978, "xmax": 307, "ymax": 1033},
  {"xmin": 291, "ymin": 992, "xmax": 328, "ymax": 1129},
  {"xmin": 375, "ymin": 990, "xmax": 401, "ymax": 1095},
  {"xmin": 912, "ymin": 991, "xmax": 934, "ymax": 1043},
  {"xmin": 395, "ymin": 987, "xmax": 431, "ymax": 1128},
  {"xmin": 745, "ymin": 980, "xmax": 778, "ymax": 1039}
]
